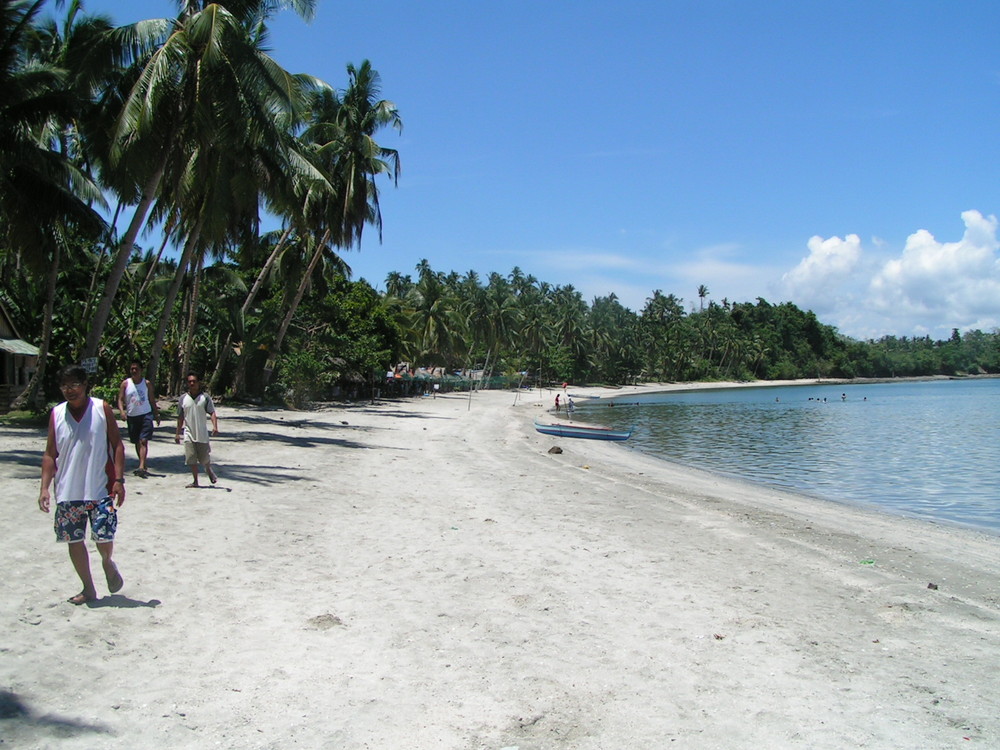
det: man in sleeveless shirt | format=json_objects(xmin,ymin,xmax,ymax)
[
  {"xmin": 39, "ymin": 365, "xmax": 126, "ymax": 605},
  {"xmin": 117, "ymin": 360, "xmax": 160, "ymax": 478}
]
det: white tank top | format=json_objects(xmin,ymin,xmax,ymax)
[
  {"xmin": 53, "ymin": 397, "xmax": 112, "ymax": 503},
  {"xmin": 123, "ymin": 378, "xmax": 151, "ymax": 417}
]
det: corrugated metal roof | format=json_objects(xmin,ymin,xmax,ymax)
[{"xmin": 0, "ymin": 338, "xmax": 39, "ymax": 356}]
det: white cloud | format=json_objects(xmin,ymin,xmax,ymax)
[
  {"xmin": 517, "ymin": 248, "xmax": 645, "ymax": 273},
  {"xmin": 779, "ymin": 234, "xmax": 863, "ymax": 314},
  {"xmin": 780, "ymin": 210, "xmax": 1000, "ymax": 339},
  {"xmin": 671, "ymin": 243, "xmax": 781, "ymax": 307}
]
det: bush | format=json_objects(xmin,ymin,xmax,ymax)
[
  {"xmin": 0, "ymin": 410, "xmax": 48, "ymax": 427},
  {"xmin": 271, "ymin": 349, "xmax": 335, "ymax": 408},
  {"xmin": 90, "ymin": 384, "xmax": 118, "ymax": 404}
]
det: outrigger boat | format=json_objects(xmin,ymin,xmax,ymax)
[{"xmin": 533, "ymin": 419, "xmax": 632, "ymax": 441}]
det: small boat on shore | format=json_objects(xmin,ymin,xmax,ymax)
[{"xmin": 534, "ymin": 419, "xmax": 633, "ymax": 441}]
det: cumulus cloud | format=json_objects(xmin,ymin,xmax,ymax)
[
  {"xmin": 779, "ymin": 234, "xmax": 863, "ymax": 314},
  {"xmin": 780, "ymin": 210, "xmax": 1000, "ymax": 339}
]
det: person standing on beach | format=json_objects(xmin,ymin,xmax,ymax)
[
  {"xmin": 39, "ymin": 364, "xmax": 126, "ymax": 605},
  {"xmin": 175, "ymin": 372, "xmax": 219, "ymax": 488},
  {"xmin": 117, "ymin": 360, "xmax": 160, "ymax": 478},
  {"xmin": 555, "ymin": 393, "xmax": 561, "ymax": 412}
]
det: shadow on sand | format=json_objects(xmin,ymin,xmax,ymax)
[
  {"xmin": 85, "ymin": 595, "xmax": 161, "ymax": 609},
  {"xmin": 0, "ymin": 690, "xmax": 111, "ymax": 741}
]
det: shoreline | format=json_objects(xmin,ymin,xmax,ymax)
[
  {"xmin": 550, "ymin": 377, "xmax": 1000, "ymax": 538},
  {"xmin": 564, "ymin": 373, "xmax": 1000, "ymax": 401},
  {"xmin": 2, "ymin": 387, "xmax": 998, "ymax": 748}
]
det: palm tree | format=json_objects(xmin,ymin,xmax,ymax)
[
  {"xmin": 480, "ymin": 272, "xmax": 520, "ymax": 356},
  {"xmin": 175, "ymin": 253, "xmax": 245, "ymax": 386},
  {"xmin": 551, "ymin": 285, "xmax": 587, "ymax": 352},
  {"xmin": 641, "ymin": 290, "xmax": 685, "ymax": 380},
  {"xmin": 405, "ymin": 261, "xmax": 461, "ymax": 367},
  {"xmin": 384, "ymin": 270, "xmax": 411, "ymax": 298},
  {"xmin": 0, "ymin": 0, "xmax": 106, "ymax": 408},
  {"xmin": 260, "ymin": 60, "xmax": 401, "ymax": 387},
  {"xmin": 697, "ymin": 284, "xmax": 709, "ymax": 311},
  {"xmin": 511, "ymin": 278, "xmax": 551, "ymax": 382},
  {"xmin": 81, "ymin": 0, "xmax": 317, "ymax": 369},
  {"xmin": 206, "ymin": 226, "xmax": 287, "ymax": 392}
]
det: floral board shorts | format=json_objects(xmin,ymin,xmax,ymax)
[{"xmin": 54, "ymin": 499, "xmax": 117, "ymax": 543}]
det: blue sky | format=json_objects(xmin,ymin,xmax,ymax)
[{"xmin": 73, "ymin": 0, "xmax": 1000, "ymax": 340}]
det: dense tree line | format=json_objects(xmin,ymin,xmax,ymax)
[
  {"xmin": 381, "ymin": 263, "xmax": 1000, "ymax": 389},
  {"xmin": 2, "ymin": 2, "xmax": 997, "ymax": 412}
]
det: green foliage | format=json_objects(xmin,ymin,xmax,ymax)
[
  {"xmin": 89, "ymin": 384, "xmax": 118, "ymax": 404},
  {"xmin": 270, "ymin": 348, "xmax": 335, "ymax": 409},
  {"xmin": 0, "ymin": 410, "xmax": 48, "ymax": 427},
  {"xmin": 256, "ymin": 276, "xmax": 402, "ymax": 403}
]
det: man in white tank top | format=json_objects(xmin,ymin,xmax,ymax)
[
  {"xmin": 39, "ymin": 365, "xmax": 127, "ymax": 605},
  {"xmin": 117, "ymin": 360, "xmax": 160, "ymax": 478}
]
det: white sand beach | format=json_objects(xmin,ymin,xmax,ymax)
[{"xmin": 2, "ymin": 383, "xmax": 999, "ymax": 749}]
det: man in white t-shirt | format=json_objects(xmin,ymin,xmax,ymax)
[{"xmin": 175, "ymin": 372, "xmax": 220, "ymax": 488}]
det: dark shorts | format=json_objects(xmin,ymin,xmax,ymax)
[
  {"xmin": 127, "ymin": 413, "xmax": 154, "ymax": 444},
  {"xmin": 54, "ymin": 499, "xmax": 117, "ymax": 544}
]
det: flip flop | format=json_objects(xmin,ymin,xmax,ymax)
[
  {"xmin": 105, "ymin": 563, "xmax": 124, "ymax": 594},
  {"xmin": 186, "ymin": 482, "xmax": 200, "ymax": 488},
  {"xmin": 68, "ymin": 592, "xmax": 96, "ymax": 605}
]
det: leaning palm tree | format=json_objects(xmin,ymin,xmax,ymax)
[
  {"xmin": 207, "ymin": 226, "xmax": 289, "ymax": 392},
  {"xmin": 260, "ymin": 60, "xmax": 401, "ymax": 388},
  {"xmin": 126, "ymin": 5, "xmax": 323, "ymax": 383},
  {"xmin": 81, "ymin": 0, "xmax": 317, "ymax": 367},
  {"xmin": 23, "ymin": 0, "xmax": 119, "ymax": 347},
  {"xmin": 0, "ymin": 0, "xmax": 106, "ymax": 408},
  {"xmin": 176, "ymin": 252, "xmax": 245, "ymax": 384}
]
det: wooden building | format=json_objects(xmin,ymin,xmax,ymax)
[{"xmin": 0, "ymin": 301, "xmax": 38, "ymax": 412}]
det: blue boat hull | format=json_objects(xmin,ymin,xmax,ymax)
[{"xmin": 534, "ymin": 420, "xmax": 632, "ymax": 441}]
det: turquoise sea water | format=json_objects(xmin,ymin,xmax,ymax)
[{"xmin": 575, "ymin": 378, "xmax": 1000, "ymax": 534}]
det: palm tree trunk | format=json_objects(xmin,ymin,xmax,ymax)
[
  {"xmin": 81, "ymin": 163, "xmax": 165, "ymax": 360},
  {"xmin": 77, "ymin": 200, "xmax": 123, "ymax": 354},
  {"xmin": 138, "ymin": 215, "xmax": 177, "ymax": 299},
  {"xmin": 147, "ymin": 214, "xmax": 205, "ymax": 387},
  {"xmin": 180, "ymin": 256, "xmax": 203, "ymax": 379},
  {"xmin": 208, "ymin": 333, "xmax": 233, "ymax": 394},
  {"xmin": 230, "ymin": 339, "xmax": 253, "ymax": 397},
  {"xmin": 260, "ymin": 228, "xmax": 331, "ymax": 387},
  {"xmin": 11, "ymin": 236, "xmax": 61, "ymax": 411},
  {"xmin": 242, "ymin": 226, "xmax": 292, "ymax": 318},
  {"xmin": 209, "ymin": 226, "xmax": 292, "ymax": 393}
]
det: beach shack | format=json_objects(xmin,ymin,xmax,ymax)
[{"xmin": 0, "ymin": 300, "xmax": 38, "ymax": 412}]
